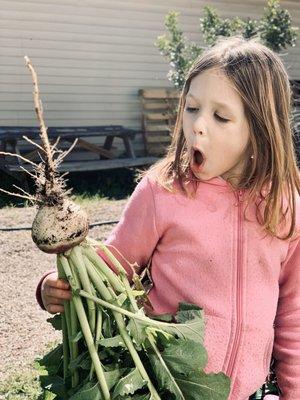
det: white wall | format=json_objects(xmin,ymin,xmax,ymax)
[{"xmin": 0, "ymin": 0, "xmax": 299, "ymax": 132}]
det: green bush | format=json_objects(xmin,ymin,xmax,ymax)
[{"xmin": 156, "ymin": 0, "xmax": 298, "ymax": 89}]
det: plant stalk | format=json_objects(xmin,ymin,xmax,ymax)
[
  {"xmin": 60, "ymin": 257, "xmax": 80, "ymax": 388},
  {"xmin": 84, "ymin": 257, "xmax": 161, "ymax": 399},
  {"xmin": 69, "ymin": 299, "xmax": 80, "ymax": 387},
  {"xmin": 59, "ymin": 253, "xmax": 111, "ymax": 400},
  {"xmin": 89, "ymin": 307, "xmax": 104, "ymax": 381},
  {"xmin": 56, "ymin": 258, "xmax": 70, "ymax": 388},
  {"xmin": 82, "ymin": 245, "xmax": 125, "ymax": 293},
  {"xmin": 69, "ymin": 246, "xmax": 96, "ymax": 336}
]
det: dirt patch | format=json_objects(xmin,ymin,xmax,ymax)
[{"xmin": 0, "ymin": 198, "xmax": 128, "ymax": 382}]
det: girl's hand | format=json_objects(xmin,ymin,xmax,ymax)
[{"xmin": 41, "ymin": 271, "xmax": 72, "ymax": 314}]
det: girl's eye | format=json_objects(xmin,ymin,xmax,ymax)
[
  {"xmin": 215, "ymin": 114, "xmax": 229, "ymax": 123},
  {"xmin": 185, "ymin": 107, "xmax": 198, "ymax": 113},
  {"xmin": 185, "ymin": 107, "xmax": 230, "ymax": 123}
]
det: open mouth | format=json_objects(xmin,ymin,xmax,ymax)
[
  {"xmin": 191, "ymin": 148, "xmax": 205, "ymax": 172},
  {"xmin": 194, "ymin": 150, "xmax": 204, "ymax": 165}
]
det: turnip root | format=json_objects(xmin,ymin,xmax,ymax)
[{"xmin": 31, "ymin": 199, "xmax": 89, "ymax": 254}]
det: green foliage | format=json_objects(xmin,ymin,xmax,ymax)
[
  {"xmin": 0, "ymin": 341, "xmax": 62, "ymax": 400},
  {"xmin": 260, "ymin": 0, "xmax": 298, "ymax": 51},
  {"xmin": 156, "ymin": 0, "xmax": 298, "ymax": 89},
  {"xmin": 199, "ymin": 7, "xmax": 258, "ymax": 46},
  {"xmin": 35, "ymin": 302, "xmax": 230, "ymax": 399},
  {"xmin": 156, "ymin": 11, "xmax": 202, "ymax": 89},
  {"xmin": 0, "ymin": 369, "xmax": 43, "ymax": 400}
]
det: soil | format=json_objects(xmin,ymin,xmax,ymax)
[{"xmin": 0, "ymin": 198, "xmax": 128, "ymax": 382}]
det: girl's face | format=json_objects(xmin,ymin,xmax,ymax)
[{"xmin": 182, "ymin": 68, "xmax": 251, "ymax": 187}]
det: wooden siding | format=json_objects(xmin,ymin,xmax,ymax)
[{"xmin": 0, "ymin": 0, "xmax": 299, "ymax": 156}]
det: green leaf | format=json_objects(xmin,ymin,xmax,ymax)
[
  {"xmin": 46, "ymin": 314, "xmax": 62, "ymax": 331},
  {"xmin": 175, "ymin": 302, "xmax": 203, "ymax": 323},
  {"xmin": 116, "ymin": 291, "xmax": 145, "ymax": 308},
  {"xmin": 43, "ymin": 390, "xmax": 57, "ymax": 400},
  {"xmin": 68, "ymin": 381, "xmax": 103, "ymax": 400},
  {"xmin": 150, "ymin": 313, "xmax": 174, "ymax": 322},
  {"xmin": 127, "ymin": 315, "xmax": 147, "ymax": 346},
  {"xmin": 114, "ymin": 395, "xmax": 150, "ymax": 400},
  {"xmin": 102, "ymin": 310, "xmax": 115, "ymax": 338},
  {"xmin": 69, "ymin": 331, "xmax": 83, "ymax": 343},
  {"xmin": 148, "ymin": 352, "xmax": 185, "ymax": 400},
  {"xmin": 147, "ymin": 318, "xmax": 230, "ymax": 400},
  {"xmin": 98, "ymin": 334, "xmax": 126, "ymax": 348},
  {"xmin": 112, "ymin": 368, "xmax": 147, "ymax": 398},
  {"xmin": 167, "ymin": 302, "xmax": 205, "ymax": 344},
  {"xmin": 40, "ymin": 375, "xmax": 66, "ymax": 397},
  {"xmin": 116, "ymin": 292, "xmax": 127, "ymax": 306},
  {"xmin": 35, "ymin": 344, "xmax": 63, "ymax": 376},
  {"xmin": 128, "ymin": 302, "xmax": 205, "ymax": 347},
  {"xmin": 131, "ymin": 290, "xmax": 146, "ymax": 297},
  {"xmin": 68, "ymin": 351, "xmax": 91, "ymax": 371},
  {"xmin": 104, "ymin": 368, "xmax": 127, "ymax": 391},
  {"xmin": 149, "ymin": 349, "xmax": 230, "ymax": 400},
  {"xmin": 176, "ymin": 370, "xmax": 231, "ymax": 400},
  {"xmin": 161, "ymin": 338, "xmax": 208, "ymax": 374}
]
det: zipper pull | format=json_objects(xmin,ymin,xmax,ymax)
[
  {"xmin": 238, "ymin": 190, "xmax": 244, "ymax": 199},
  {"xmin": 234, "ymin": 190, "xmax": 244, "ymax": 206}
]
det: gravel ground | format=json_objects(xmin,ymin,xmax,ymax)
[{"xmin": 0, "ymin": 198, "xmax": 128, "ymax": 382}]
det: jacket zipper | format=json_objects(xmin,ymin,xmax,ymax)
[{"xmin": 226, "ymin": 189, "xmax": 244, "ymax": 377}]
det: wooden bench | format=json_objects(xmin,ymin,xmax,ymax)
[
  {"xmin": 0, "ymin": 125, "xmax": 159, "ymax": 178},
  {"xmin": 139, "ymin": 88, "xmax": 180, "ymax": 157}
]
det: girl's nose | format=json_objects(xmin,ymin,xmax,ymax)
[{"xmin": 193, "ymin": 116, "xmax": 206, "ymax": 136}]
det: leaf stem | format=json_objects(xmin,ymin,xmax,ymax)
[
  {"xmin": 56, "ymin": 258, "xmax": 69, "ymax": 376},
  {"xmin": 59, "ymin": 254, "xmax": 111, "ymax": 400},
  {"xmin": 82, "ymin": 245, "xmax": 125, "ymax": 293},
  {"xmin": 70, "ymin": 246, "xmax": 96, "ymax": 335},
  {"xmin": 78, "ymin": 290, "xmax": 166, "ymax": 328},
  {"xmin": 84, "ymin": 257, "xmax": 161, "ymax": 399},
  {"xmin": 147, "ymin": 333, "xmax": 185, "ymax": 399}
]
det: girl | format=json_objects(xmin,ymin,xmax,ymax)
[{"xmin": 36, "ymin": 36, "xmax": 300, "ymax": 399}]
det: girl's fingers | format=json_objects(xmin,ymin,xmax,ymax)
[
  {"xmin": 45, "ymin": 295, "xmax": 65, "ymax": 306},
  {"xmin": 47, "ymin": 303, "xmax": 65, "ymax": 314},
  {"xmin": 45, "ymin": 285, "xmax": 72, "ymax": 300},
  {"xmin": 47, "ymin": 277, "xmax": 70, "ymax": 290}
]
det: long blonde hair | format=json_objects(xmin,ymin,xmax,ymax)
[{"xmin": 138, "ymin": 36, "xmax": 300, "ymax": 240}]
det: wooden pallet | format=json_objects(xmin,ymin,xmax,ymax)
[{"xmin": 139, "ymin": 88, "xmax": 180, "ymax": 157}]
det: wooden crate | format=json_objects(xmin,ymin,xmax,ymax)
[{"xmin": 139, "ymin": 88, "xmax": 180, "ymax": 157}]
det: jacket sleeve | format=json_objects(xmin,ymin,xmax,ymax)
[
  {"xmin": 97, "ymin": 175, "xmax": 161, "ymax": 281},
  {"xmin": 273, "ymin": 235, "xmax": 300, "ymax": 399},
  {"xmin": 35, "ymin": 269, "xmax": 57, "ymax": 310}
]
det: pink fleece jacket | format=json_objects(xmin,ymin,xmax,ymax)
[{"xmin": 36, "ymin": 174, "xmax": 300, "ymax": 400}]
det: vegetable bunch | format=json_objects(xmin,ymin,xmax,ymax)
[{"xmin": 36, "ymin": 238, "xmax": 231, "ymax": 399}]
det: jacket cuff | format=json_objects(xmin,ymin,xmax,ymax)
[{"xmin": 35, "ymin": 269, "xmax": 56, "ymax": 310}]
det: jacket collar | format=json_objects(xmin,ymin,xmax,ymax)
[
  {"xmin": 184, "ymin": 171, "xmax": 272, "ymax": 199},
  {"xmin": 204, "ymin": 176, "xmax": 230, "ymax": 187}
]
